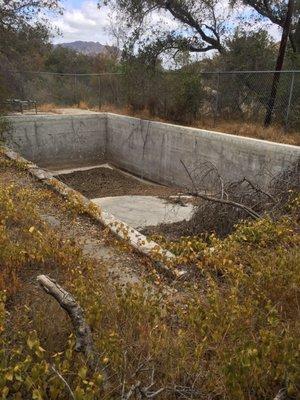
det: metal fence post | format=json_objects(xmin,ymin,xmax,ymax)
[
  {"xmin": 285, "ymin": 71, "xmax": 295, "ymax": 130},
  {"xmin": 98, "ymin": 75, "xmax": 101, "ymax": 110},
  {"xmin": 214, "ymin": 72, "xmax": 220, "ymax": 125},
  {"xmin": 19, "ymin": 71, "xmax": 25, "ymax": 99},
  {"xmin": 74, "ymin": 74, "xmax": 77, "ymax": 106}
]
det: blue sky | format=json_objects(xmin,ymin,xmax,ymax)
[{"xmin": 62, "ymin": 0, "xmax": 85, "ymax": 7}]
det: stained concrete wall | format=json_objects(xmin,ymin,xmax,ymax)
[
  {"xmin": 107, "ymin": 113, "xmax": 300, "ymax": 188},
  {"xmin": 4, "ymin": 114, "xmax": 107, "ymax": 168},
  {"xmin": 4, "ymin": 112, "xmax": 300, "ymax": 188}
]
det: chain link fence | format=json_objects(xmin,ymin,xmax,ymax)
[{"xmin": 4, "ymin": 69, "xmax": 300, "ymax": 130}]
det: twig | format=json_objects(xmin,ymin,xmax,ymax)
[
  {"xmin": 122, "ymin": 363, "xmax": 165, "ymax": 399},
  {"xmin": 139, "ymin": 387, "xmax": 165, "ymax": 398},
  {"xmin": 241, "ymin": 177, "xmax": 276, "ymax": 202},
  {"xmin": 121, "ymin": 351, "xmax": 128, "ymax": 399},
  {"xmin": 51, "ymin": 365, "xmax": 75, "ymax": 400},
  {"xmin": 123, "ymin": 380, "xmax": 141, "ymax": 399},
  {"xmin": 180, "ymin": 159, "xmax": 200, "ymax": 194}
]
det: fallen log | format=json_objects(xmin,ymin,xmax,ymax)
[{"xmin": 37, "ymin": 274, "xmax": 94, "ymax": 364}]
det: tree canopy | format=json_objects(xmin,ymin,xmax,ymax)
[
  {"xmin": 102, "ymin": 0, "xmax": 228, "ymax": 60},
  {"xmin": 101, "ymin": 0, "xmax": 299, "ymax": 64},
  {"xmin": 236, "ymin": 0, "xmax": 300, "ymax": 52}
]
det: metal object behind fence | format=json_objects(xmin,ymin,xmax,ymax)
[{"xmin": 5, "ymin": 70, "xmax": 300, "ymax": 130}]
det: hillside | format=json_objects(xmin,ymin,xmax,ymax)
[{"xmin": 55, "ymin": 40, "xmax": 119, "ymax": 56}]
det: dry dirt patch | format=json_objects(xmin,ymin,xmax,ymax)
[{"xmin": 57, "ymin": 167, "xmax": 179, "ymax": 199}]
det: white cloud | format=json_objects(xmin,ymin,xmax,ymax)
[
  {"xmin": 51, "ymin": 0, "xmax": 113, "ymax": 44},
  {"xmin": 50, "ymin": 0, "xmax": 281, "ymax": 47}
]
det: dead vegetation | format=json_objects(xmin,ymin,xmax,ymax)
[
  {"xmin": 144, "ymin": 159, "xmax": 300, "ymax": 241},
  {"xmin": 0, "ymin": 146, "xmax": 300, "ymax": 399}
]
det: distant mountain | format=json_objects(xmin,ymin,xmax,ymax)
[{"xmin": 55, "ymin": 41, "xmax": 119, "ymax": 56}]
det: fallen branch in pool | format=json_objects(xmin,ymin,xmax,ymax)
[
  {"xmin": 37, "ymin": 274, "xmax": 106, "ymax": 376},
  {"xmin": 180, "ymin": 159, "xmax": 261, "ymax": 220}
]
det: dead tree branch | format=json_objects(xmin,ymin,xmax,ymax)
[
  {"xmin": 180, "ymin": 159, "xmax": 261, "ymax": 220},
  {"xmin": 240, "ymin": 177, "xmax": 276, "ymax": 203}
]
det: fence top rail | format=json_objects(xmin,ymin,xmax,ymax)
[
  {"xmin": 7, "ymin": 71, "xmax": 124, "ymax": 76},
  {"xmin": 166, "ymin": 70, "xmax": 300, "ymax": 74},
  {"xmin": 7, "ymin": 69, "xmax": 300, "ymax": 77}
]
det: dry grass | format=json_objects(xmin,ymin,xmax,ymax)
[
  {"xmin": 197, "ymin": 120, "xmax": 300, "ymax": 146},
  {"xmin": 37, "ymin": 103, "xmax": 61, "ymax": 113},
  {"xmin": 38, "ymin": 101, "xmax": 90, "ymax": 113},
  {"xmin": 78, "ymin": 100, "xmax": 89, "ymax": 110}
]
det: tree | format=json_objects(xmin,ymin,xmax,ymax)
[
  {"xmin": 0, "ymin": 0, "xmax": 61, "ymax": 101},
  {"xmin": 237, "ymin": 0, "xmax": 300, "ymax": 53},
  {"xmin": 216, "ymin": 29, "xmax": 277, "ymax": 71},
  {"xmin": 45, "ymin": 46, "xmax": 94, "ymax": 74},
  {"xmin": 264, "ymin": 0, "xmax": 295, "ymax": 126},
  {"xmin": 0, "ymin": 0, "xmax": 61, "ymax": 60},
  {"xmin": 101, "ymin": 0, "xmax": 227, "ymax": 63}
]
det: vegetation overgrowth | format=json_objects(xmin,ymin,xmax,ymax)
[{"xmin": 0, "ymin": 152, "xmax": 299, "ymax": 399}]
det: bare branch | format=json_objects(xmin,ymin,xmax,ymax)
[
  {"xmin": 51, "ymin": 365, "xmax": 75, "ymax": 400},
  {"xmin": 180, "ymin": 159, "xmax": 261, "ymax": 220}
]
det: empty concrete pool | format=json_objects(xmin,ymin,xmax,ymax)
[{"xmin": 3, "ymin": 112, "xmax": 300, "ymax": 236}]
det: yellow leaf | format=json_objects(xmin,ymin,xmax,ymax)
[
  {"xmin": 5, "ymin": 370, "xmax": 13, "ymax": 381},
  {"xmin": 2, "ymin": 386, "xmax": 9, "ymax": 398},
  {"xmin": 27, "ymin": 331, "xmax": 38, "ymax": 350},
  {"xmin": 32, "ymin": 388, "xmax": 43, "ymax": 400},
  {"xmin": 29, "ymin": 226, "xmax": 35, "ymax": 233},
  {"xmin": 78, "ymin": 366, "xmax": 87, "ymax": 380}
]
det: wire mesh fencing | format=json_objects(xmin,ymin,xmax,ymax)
[{"xmin": 4, "ymin": 69, "xmax": 300, "ymax": 131}]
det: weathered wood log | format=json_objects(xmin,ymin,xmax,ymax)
[
  {"xmin": 273, "ymin": 389, "xmax": 287, "ymax": 400},
  {"xmin": 37, "ymin": 275, "xmax": 93, "ymax": 360}
]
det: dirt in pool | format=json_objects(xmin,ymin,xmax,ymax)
[{"xmin": 57, "ymin": 167, "xmax": 180, "ymax": 199}]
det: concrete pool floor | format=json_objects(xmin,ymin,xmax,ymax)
[
  {"xmin": 92, "ymin": 195, "xmax": 194, "ymax": 229},
  {"xmin": 52, "ymin": 164, "xmax": 195, "ymax": 229}
]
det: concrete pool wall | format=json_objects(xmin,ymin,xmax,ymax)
[
  {"xmin": 4, "ymin": 112, "xmax": 300, "ymax": 188},
  {"xmin": 4, "ymin": 114, "xmax": 107, "ymax": 168}
]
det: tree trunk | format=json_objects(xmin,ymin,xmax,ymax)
[{"xmin": 264, "ymin": 0, "xmax": 295, "ymax": 127}]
